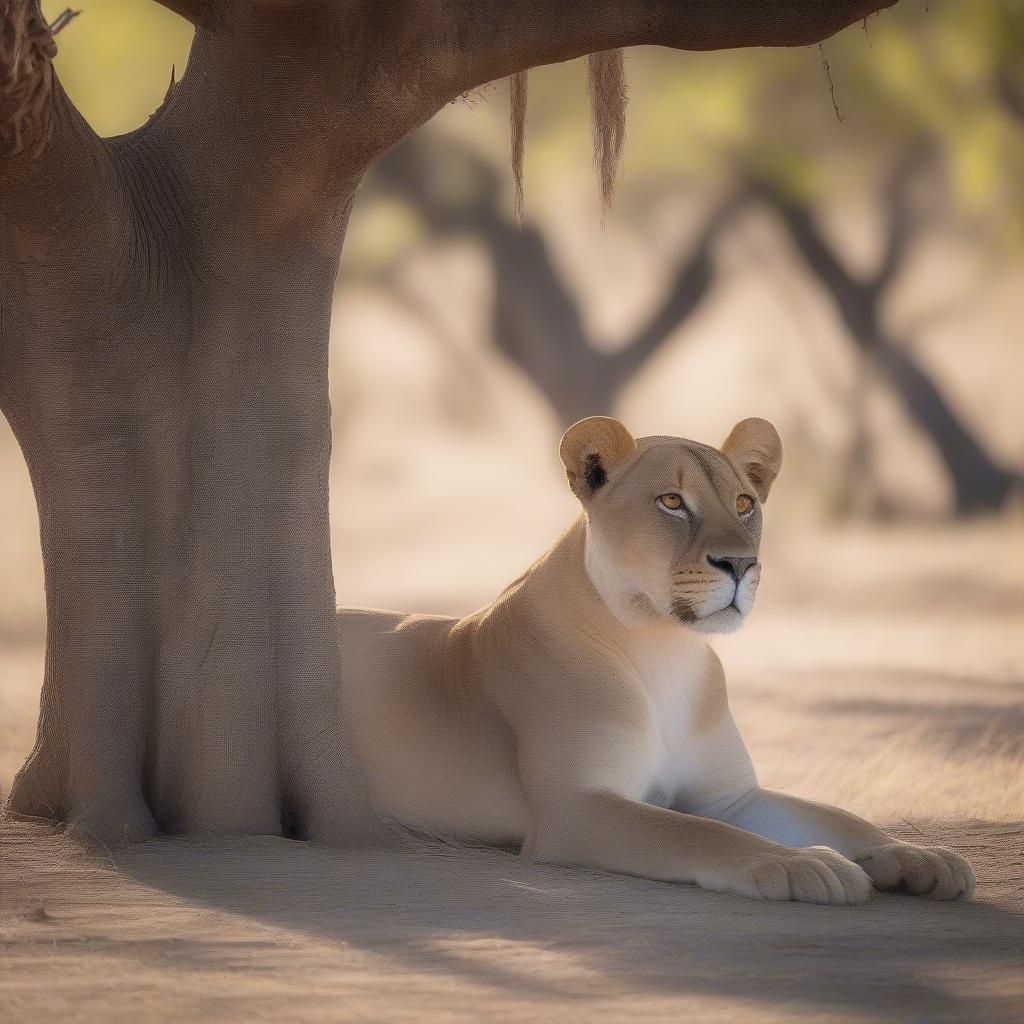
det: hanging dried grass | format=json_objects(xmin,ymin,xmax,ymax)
[
  {"xmin": 587, "ymin": 48, "xmax": 627, "ymax": 221},
  {"xmin": 509, "ymin": 70, "xmax": 528, "ymax": 225}
]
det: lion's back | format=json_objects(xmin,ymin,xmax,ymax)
[
  {"xmin": 337, "ymin": 605, "xmax": 456, "ymax": 661},
  {"xmin": 336, "ymin": 606, "xmax": 530, "ymax": 843}
]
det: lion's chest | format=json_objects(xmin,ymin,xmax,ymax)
[{"xmin": 627, "ymin": 633, "xmax": 754, "ymax": 812}]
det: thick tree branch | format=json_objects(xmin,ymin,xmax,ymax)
[
  {"xmin": 146, "ymin": 0, "xmax": 900, "ymax": 171},
  {"xmin": 430, "ymin": 0, "xmax": 900, "ymax": 99},
  {"xmin": 126, "ymin": 0, "xmax": 904, "ymax": 217}
]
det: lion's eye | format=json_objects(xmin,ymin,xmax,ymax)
[
  {"xmin": 736, "ymin": 494, "xmax": 755, "ymax": 515},
  {"xmin": 658, "ymin": 493, "xmax": 684, "ymax": 511}
]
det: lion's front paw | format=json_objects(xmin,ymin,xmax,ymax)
[
  {"xmin": 856, "ymin": 843, "xmax": 976, "ymax": 900},
  {"xmin": 725, "ymin": 846, "xmax": 872, "ymax": 906}
]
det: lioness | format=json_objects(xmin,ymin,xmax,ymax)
[{"xmin": 337, "ymin": 416, "xmax": 975, "ymax": 904}]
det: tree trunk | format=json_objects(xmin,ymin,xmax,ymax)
[
  {"xmin": 1, "ymin": 28, "xmax": 382, "ymax": 843},
  {"xmin": 1, "ymin": 0, "xmax": 899, "ymax": 842},
  {"xmin": 2, "ymin": 271, "xmax": 368, "ymax": 840}
]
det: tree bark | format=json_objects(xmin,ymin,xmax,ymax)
[
  {"xmin": 1, "ymin": 18, "xmax": 394, "ymax": 842},
  {"xmin": 2, "ymin": 0, "xmax": 900, "ymax": 842}
]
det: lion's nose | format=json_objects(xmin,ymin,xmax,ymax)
[{"xmin": 707, "ymin": 555, "xmax": 757, "ymax": 582}]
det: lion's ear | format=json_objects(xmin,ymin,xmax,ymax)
[
  {"xmin": 721, "ymin": 417, "xmax": 783, "ymax": 502},
  {"xmin": 559, "ymin": 416, "xmax": 636, "ymax": 502}
]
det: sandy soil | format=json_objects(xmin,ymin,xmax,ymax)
[
  {"xmin": 1, "ymin": 819, "xmax": 1021, "ymax": 1024},
  {"xmin": 2, "ymin": 522, "xmax": 1022, "ymax": 1024}
]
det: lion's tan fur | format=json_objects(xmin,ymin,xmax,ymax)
[{"xmin": 335, "ymin": 417, "xmax": 975, "ymax": 905}]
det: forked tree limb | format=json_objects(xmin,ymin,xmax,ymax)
[{"xmin": 5, "ymin": 0, "xmax": 901, "ymax": 222}]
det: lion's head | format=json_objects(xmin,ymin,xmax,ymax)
[{"xmin": 559, "ymin": 416, "xmax": 783, "ymax": 634}]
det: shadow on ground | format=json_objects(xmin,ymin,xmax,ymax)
[{"xmin": 3, "ymin": 819, "xmax": 1022, "ymax": 1023}]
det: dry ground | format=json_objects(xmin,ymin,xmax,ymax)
[
  {"xmin": 1, "ymin": 819, "xmax": 1021, "ymax": 1024},
  {"xmin": 1, "ymin": 523, "xmax": 1022, "ymax": 1023}
]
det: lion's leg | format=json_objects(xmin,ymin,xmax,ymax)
[
  {"xmin": 527, "ymin": 792, "xmax": 872, "ymax": 905},
  {"xmin": 711, "ymin": 788, "xmax": 975, "ymax": 900}
]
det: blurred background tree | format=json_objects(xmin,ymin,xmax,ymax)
[
  {"xmin": 38, "ymin": 0, "xmax": 1024, "ymax": 519},
  {"xmin": 348, "ymin": 3, "xmax": 1024, "ymax": 517}
]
